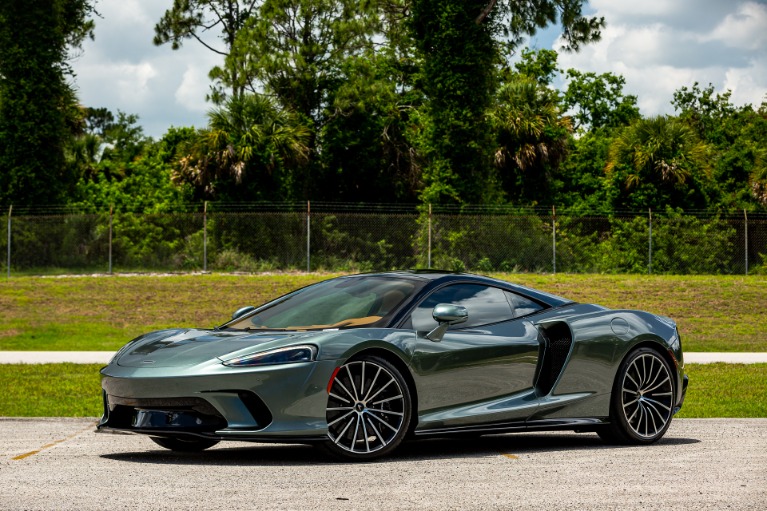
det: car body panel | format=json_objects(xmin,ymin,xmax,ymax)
[{"xmin": 98, "ymin": 271, "xmax": 687, "ymax": 448}]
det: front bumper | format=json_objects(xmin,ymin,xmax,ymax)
[{"xmin": 98, "ymin": 359, "xmax": 337, "ymax": 441}]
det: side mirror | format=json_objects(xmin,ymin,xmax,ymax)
[
  {"xmin": 427, "ymin": 304, "xmax": 468, "ymax": 342},
  {"xmin": 232, "ymin": 305, "xmax": 256, "ymax": 320}
]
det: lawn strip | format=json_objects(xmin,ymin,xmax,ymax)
[
  {"xmin": 1, "ymin": 273, "xmax": 765, "ymax": 352},
  {"xmin": 0, "ymin": 362, "xmax": 764, "ymax": 418}
]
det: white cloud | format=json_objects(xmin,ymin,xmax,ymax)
[
  {"xmin": 71, "ymin": 1, "xmax": 223, "ymax": 137},
  {"xmin": 175, "ymin": 65, "xmax": 213, "ymax": 113},
  {"xmin": 707, "ymin": 1, "xmax": 767, "ymax": 50},
  {"xmin": 556, "ymin": 0, "xmax": 767, "ymax": 116}
]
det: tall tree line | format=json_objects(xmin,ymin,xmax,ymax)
[{"xmin": 1, "ymin": 0, "xmax": 765, "ymax": 214}]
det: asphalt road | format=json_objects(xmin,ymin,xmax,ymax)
[{"xmin": 1, "ymin": 418, "xmax": 765, "ymax": 510}]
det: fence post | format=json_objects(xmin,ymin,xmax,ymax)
[
  {"xmin": 306, "ymin": 201, "xmax": 311, "ymax": 272},
  {"xmin": 108, "ymin": 205, "xmax": 113, "ymax": 274},
  {"xmin": 203, "ymin": 201, "xmax": 208, "ymax": 272},
  {"xmin": 552, "ymin": 206, "xmax": 557, "ymax": 274},
  {"xmin": 744, "ymin": 209, "xmax": 748, "ymax": 275},
  {"xmin": 648, "ymin": 208, "xmax": 652, "ymax": 275},
  {"xmin": 428, "ymin": 203, "xmax": 432, "ymax": 269},
  {"xmin": 6, "ymin": 205, "xmax": 11, "ymax": 278}
]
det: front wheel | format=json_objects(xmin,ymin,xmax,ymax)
[
  {"xmin": 599, "ymin": 347, "xmax": 675, "ymax": 444},
  {"xmin": 150, "ymin": 436, "xmax": 220, "ymax": 452},
  {"xmin": 321, "ymin": 355, "xmax": 412, "ymax": 461}
]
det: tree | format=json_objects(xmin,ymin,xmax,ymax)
[
  {"xmin": 410, "ymin": 0, "xmax": 501, "ymax": 204},
  {"xmin": 673, "ymin": 83, "xmax": 767, "ymax": 210},
  {"xmin": 562, "ymin": 69, "xmax": 640, "ymax": 132},
  {"xmin": 174, "ymin": 94, "xmax": 311, "ymax": 201},
  {"xmin": 232, "ymin": 0, "xmax": 379, "ymax": 123},
  {"xmin": 228, "ymin": 0, "xmax": 381, "ymax": 198},
  {"xmin": 409, "ymin": 0, "xmax": 604, "ymax": 204},
  {"xmin": 153, "ymin": 0, "xmax": 260, "ymax": 103},
  {"xmin": 490, "ymin": 76, "xmax": 571, "ymax": 204},
  {"xmin": 0, "ymin": 0, "xmax": 95, "ymax": 206},
  {"xmin": 319, "ymin": 52, "xmax": 423, "ymax": 202},
  {"xmin": 606, "ymin": 116, "xmax": 712, "ymax": 211}
]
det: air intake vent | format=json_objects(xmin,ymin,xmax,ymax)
[{"xmin": 536, "ymin": 322, "xmax": 573, "ymax": 395}]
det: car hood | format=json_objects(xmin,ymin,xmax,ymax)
[{"xmin": 115, "ymin": 328, "xmax": 316, "ymax": 368}]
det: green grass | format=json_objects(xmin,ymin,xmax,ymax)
[
  {"xmin": 675, "ymin": 363, "xmax": 767, "ymax": 418},
  {"xmin": 0, "ymin": 363, "xmax": 764, "ymax": 418},
  {"xmin": 0, "ymin": 364, "xmax": 103, "ymax": 416},
  {"xmin": 1, "ymin": 273, "xmax": 765, "ymax": 351}
]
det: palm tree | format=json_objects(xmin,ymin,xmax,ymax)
[
  {"xmin": 606, "ymin": 116, "xmax": 708, "ymax": 189},
  {"xmin": 489, "ymin": 77, "xmax": 572, "ymax": 201},
  {"xmin": 175, "ymin": 94, "xmax": 311, "ymax": 199}
]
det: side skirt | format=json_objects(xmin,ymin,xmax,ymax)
[{"xmin": 413, "ymin": 417, "xmax": 609, "ymax": 437}]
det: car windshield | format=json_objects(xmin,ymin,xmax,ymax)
[{"xmin": 226, "ymin": 276, "xmax": 424, "ymax": 331}]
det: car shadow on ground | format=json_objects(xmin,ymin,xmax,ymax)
[{"xmin": 99, "ymin": 432, "xmax": 700, "ymax": 466}]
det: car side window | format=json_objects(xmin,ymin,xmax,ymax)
[
  {"xmin": 506, "ymin": 291, "xmax": 544, "ymax": 318},
  {"xmin": 409, "ymin": 284, "xmax": 515, "ymax": 331}
]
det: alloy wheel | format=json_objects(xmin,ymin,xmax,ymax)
[
  {"xmin": 326, "ymin": 359, "xmax": 407, "ymax": 455},
  {"xmin": 620, "ymin": 352, "xmax": 674, "ymax": 439}
]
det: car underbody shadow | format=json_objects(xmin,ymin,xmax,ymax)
[{"xmin": 99, "ymin": 431, "xmax": 700, "ymax": 466}]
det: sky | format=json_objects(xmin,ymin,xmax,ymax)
[{"xmin": 70, "ymin": 1, "xmax": 767, "ymax": 138}]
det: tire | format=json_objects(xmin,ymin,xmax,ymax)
[
  {"xmin": 599, "ymin": 347, "xmax": 675, "ymax": 445},
  {"xmin": 150, "ymin": 436, "xmax": 220, "ymax": 452},
  {"xmin": 320, "ymin": 355, "xmax": 412, "ymax": 461}
]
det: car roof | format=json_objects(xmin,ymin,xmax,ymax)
[{"xmin": 342, "ymin": 271, "xmax": 573, "ymax": 307}]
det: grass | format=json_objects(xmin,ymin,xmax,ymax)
[
  {"xmin": 0, "ymin": 364, "xmax": 103, "ymax": 416},
  {"xmin": 0, "ymin": 273, "xmax": 765, "ymax": 352},
  {"xmin": 0, "ymin": 362, "xmax": 763, "ymax": 418}
]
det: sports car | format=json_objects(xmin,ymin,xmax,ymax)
[{"xmin": 98, "ymin": 271, "xmax": 688, "ymax": 460}]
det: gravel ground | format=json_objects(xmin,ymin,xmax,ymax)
[{"xmin": 1, "ymin": 418, "xmax": 765, "ymax": 510}]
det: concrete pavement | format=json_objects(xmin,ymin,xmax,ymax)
[
  {"xmin": 1, "ymin": 351, "xmax": 766, "ymax": 364},
  {"xmin": 1, "ymin": 418, "xmax": 765, "ymax": 510}
]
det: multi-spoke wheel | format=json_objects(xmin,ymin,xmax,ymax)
[
  {"xmin": 150, "ymin": 436, "xmax": 219, "ymax": 452},
  {"xmin": 599, "ymin": 347, "xmax": 675, "ymax": 444},
  {"xmin": 321, "ymin": 355, "xmax": 412, "ymax": 461}
]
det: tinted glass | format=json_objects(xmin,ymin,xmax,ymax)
[
  {"xmin": 410, "ymin": 284, "xmax": 514, "ymax": 331},
  {"xmin": 228, "ymin": 276, "xmax": 424, "ymax": 330},
  {"xmin": 507, "ymin": 292, "xmax": 544, "ymax": 317}
]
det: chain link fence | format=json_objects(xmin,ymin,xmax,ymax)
[{"xmin": 2, "ymin": 203, "xmax": 766, "ymax": 276}]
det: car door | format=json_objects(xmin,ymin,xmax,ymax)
[{"xmin": 406, "ymin": 283, "xmax": 541, "ymax": 428}]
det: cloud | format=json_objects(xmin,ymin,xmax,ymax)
[
  {"xmin": 71, "ymin": 1, "xmax": 222, "ymax": 137},
  {"xmin": 557, "ymin": 0, "xmax": 767, "ymax": 115}
]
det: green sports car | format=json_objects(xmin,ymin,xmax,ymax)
[{"xmin": 98, "ymin": 271, "xmax": 688, "ymax": 461}]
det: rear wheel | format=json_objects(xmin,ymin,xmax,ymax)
[
  {"xmin": 321, "ymin": 355, "xmax": 412, "ymax": 461},
  {"xmin": 150, "ymin": 436, "xmax": 220, "ymax": 452},
  {"xmin": 599, "ymin": 347, "xmax": 675, "ymax": 444}
]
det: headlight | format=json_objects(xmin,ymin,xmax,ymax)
[{"xmin": 222, "ymin": 345, "xmax": 318, "ymax": 367}]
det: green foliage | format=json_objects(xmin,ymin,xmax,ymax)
[
  {"xmin": 411, "ymin": 0, "xmax": 499, "ymax": 204},
  {"xmin": 154, "ymin": 0, "xmax": 258, "ymax": 102},
  {"xmin": 71, "ymin": 120, "xmax": 194, "ymax": 213},
  {"xmin": 553, "ymin": 128, "xmax": 613, "ymax": 213},
  {"xmin": 673, "ymin": 82, "xmax": 767, "ymax": 210},
  {"xmin": 562, "ymin": 69, "xmax": 640, "ymax": 131},
  {"xmin": 490, "ymin": 75, "xmax": 571, "ymax": 204},
  {"xmin": 319, "ymin": 53, "xmax": 423, "ymax": 202},
  {"xmin": 590, "ymin": 212, "xmax": 736, "ymax": 274},
  {"xmin": 431, "ymin": 214, "xmax": 552, "ymax": 272},
  {"xmin": 513, "ymin": 48, "xmax": 559, "ymax": 86},
  {"xmin": 174, "ymin": 94, "xmax": 311, "ymax": 201},
  {"xmin": 0, "ymin": 0, "xmax": 93, "ymax": 205},
  {"xmin": 606, "ymin": 116, "xmax": 713, "ymax": 211}
]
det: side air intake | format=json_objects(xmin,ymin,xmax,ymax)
[{"xmin": 535, "ymin": 322, "xmax": 573, "ymax": 396}]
